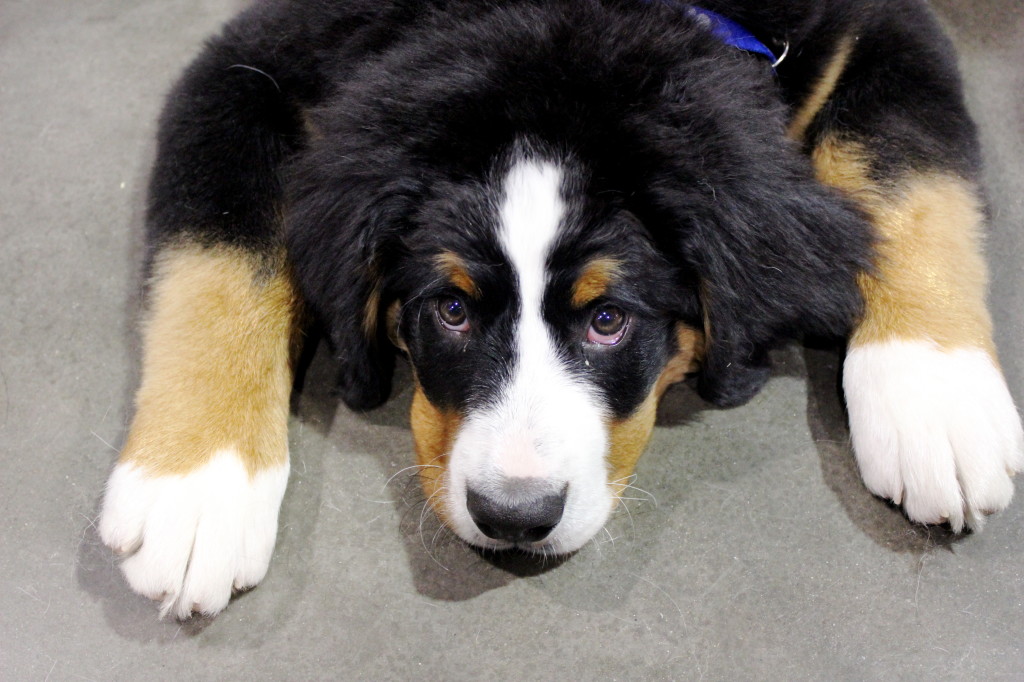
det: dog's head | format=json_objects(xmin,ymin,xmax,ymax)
[{"xmin": 287, "ymin": 3, "xmax": 870, "ymax": 553}]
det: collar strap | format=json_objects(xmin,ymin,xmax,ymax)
[
  {"xmin": 645, "ymin": 2, "xmax": 784, "ymax": 67},
  {"xmin": 687, "ymin": 6, "xmax": 778, "ymax": 63}
]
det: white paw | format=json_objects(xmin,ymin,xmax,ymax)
[
  {"xmin": 99, "ymin": 450, "xmax": 289, "ymax": 619},
  {"xmin": 844, "ymin": 341, "xmax": 1024, "ymax": 531}
]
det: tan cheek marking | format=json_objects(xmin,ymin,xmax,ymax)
[
  {"xmin": 606, "ymin": 324, "xmax": 705, "ymax": 498},
  {"xmin": 410, "ymin": 385, "xmax": 460, "ymax": 524},
  {"xmin": 811, "ymin": 138, "xmax": 995, "ymax": 356},
  {"xmin": 571, "ymin": 258, "xmax": 622, "ymax": 308},
  {"xmin": 301, "ymin": 109, "xmax": 322, "ymax": 141},
  {"xmin": 362, "ymin": 283, "xmax": 381, "ymax": 340},
  {"xmin": 121, "ymin": 243, "xmax": 299, "ymax": 477},
  {"xmin": 787, "ymin": 35, "xmax": 855, "ymax": 143},
  {"xmin": 434, "ymin": 251, "xmax": 480, "ymax": 298},
  {"xmin": 606, "ymin": 392, "xmax": 659, "ymax": 500},
  {"xmin": 655, "ymin": 324, "xmax": 705, "ymax": 399},
  {"xmin": 386, "ymin": 299, "xmax": 407, "ymax": 352}
]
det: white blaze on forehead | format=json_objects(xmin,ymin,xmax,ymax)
[
  {"xmin": 498, "ymin": 159, "xmax": 565, "ymax": 304},
  {"xmin": 498, "ymin": 158, "xmax": 569, "ymax": 451}
]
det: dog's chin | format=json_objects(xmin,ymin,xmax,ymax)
[
  {"xmin": 463, "ymin": 534, "xmax": 572, "ymax": 557},
  {"xmin": 468, "ymin": 544, "xmax": 578, "ymax": 577}
]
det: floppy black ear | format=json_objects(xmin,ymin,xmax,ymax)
[
  {"xmin": 685, "ymin": 171, "xmax": 872, "ymax": 407},
  {"xmin": 634, "ymin": 106, "xmax": 872, "ymax": 407},
  {"xmin": 286, "ymin": 148, "xmax": 420, "ymax": 411}
]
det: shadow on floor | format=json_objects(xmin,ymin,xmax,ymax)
[{"xmin": 802, "ymin": 343, "xmax": 963, "ymax": 554}]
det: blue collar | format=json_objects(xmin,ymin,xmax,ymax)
[
  {"xmin": 687, "ymin": 6, "xmax": 778, "ymax": 63},
  {"xmin": 645, "ymin": 2, "xmax": 782, "ymax": 67}
]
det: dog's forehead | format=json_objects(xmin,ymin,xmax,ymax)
[
  {"xmin": 393, "ymin": 144, "xmax": 686, "ymax": 336},
  {"xmin": 410, "ymin": 150, "xmax": 654, "ymax": 301},
  {"xmin": 494, "ymin": 157, "xmax": 566, "ymax": 295}
]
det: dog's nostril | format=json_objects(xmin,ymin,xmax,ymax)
[{"xmin": 466, "ymin": 480, "xmax": 567, "ymax": 544}]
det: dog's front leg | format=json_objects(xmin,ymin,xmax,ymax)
[
  {"xmin": 99, "ymin": 244, "xmax": 298, "ymax": 618},
  {"xmin": 817, "ymin": 140, "xmax": 1024, "ymax": 530}
]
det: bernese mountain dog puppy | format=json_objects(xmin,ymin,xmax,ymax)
[{"xmin": 98, "ymin": 0, "xmax": 1024, "ymax": 619}]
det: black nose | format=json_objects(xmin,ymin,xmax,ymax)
[{"xmin": 466, "ymin": 479, "xmax": 567, "ymax": 544}]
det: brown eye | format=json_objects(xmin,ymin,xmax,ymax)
[
  {"xmin": 587, "ymin": 304, "xmax": 628, "ymax": 345},
  {"xmin": 437, "ymin": 296, "xmax": 469, "ymax": 332}
]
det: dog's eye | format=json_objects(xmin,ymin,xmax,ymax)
[
  {"xmin": 587, "ymin": 304, "xmax": 628, "ymax": 345},
  {"xmin": 436, "ymin": 296, "xmax": 469, "ymax": 332}
]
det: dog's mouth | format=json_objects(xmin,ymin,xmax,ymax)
[
  {"xmin": 470, "ymin": 544, "xmax": 578, "ymax": 577},
  {"xmin": 462, "ymin": 529, "xmax": 580, "ymax": 558},
  {"xmin": 473, "ymin": 536, "xmax": 564, "ymax": 555}
]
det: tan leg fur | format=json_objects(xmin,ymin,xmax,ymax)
[
  {"xmin": 811, "ymin": 138, "xmax": 994, "ymax": 355},
  {"xmin": 122, "ymin": 243, "xmax": 299, "ymax": 477}
]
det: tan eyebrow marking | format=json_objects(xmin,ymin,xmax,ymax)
[
  {"xmin": 434, "ymin": 251, "xmax": 481, "ymax": 298},
  {"xmin": 571, "ymin": 257, "xmax": 622, "ymax": 308}
]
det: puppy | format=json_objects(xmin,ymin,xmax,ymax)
[{"xmin": 99, "ymin": 0, "xmax": 1024, "ymax": 618}]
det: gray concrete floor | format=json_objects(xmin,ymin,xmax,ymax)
[{"xmin": 2, "ymin": 1, "xmax": 1022, "ymax": 679}]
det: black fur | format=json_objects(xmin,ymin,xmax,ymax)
[{"xmin": 147, "ymin": 0, "xmax": 978, "ymax": 413}]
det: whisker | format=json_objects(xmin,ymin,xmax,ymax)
[
  {"xmin": 614, "ymin": 481, "xmax": 659, "ymax": 507},
  {"xmin": 418, "ymin": 486, "xmax": 451, "ymax": 570},
  {"xmin": 429, "ymin": 522, "xmax": 453, "ymax": 556},
  {"xmin": 418, "ymin": 487, "xmax": 444, "ymax": 531},
  {"xmin": 382, "ymin": 463, "xmax": 441, "ymax": 491},
  {"xmin": 617, "ymin": 491, "xmax": 638, "ymax": 543}
]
